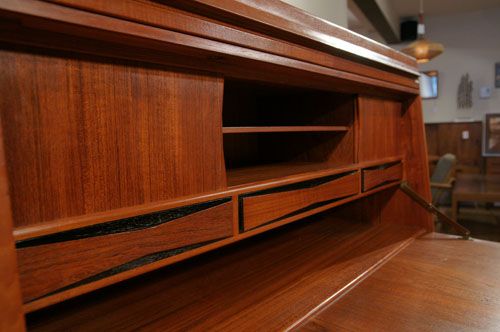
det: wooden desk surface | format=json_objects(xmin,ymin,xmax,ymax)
[
  {"xmin": 452, "ymin": 174, "xmax": 500, "ymax": 220},
  {"xmin": 297, "ymin": 233, "xmax": 500, "ymax": 331},
  {"xmin": 454, "ymin": 174, "xmax": 500, "ymax": 196}
]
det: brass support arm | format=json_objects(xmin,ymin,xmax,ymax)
[{"xmin": 400, "ymin": 181, "xmax": 471, "ymax": 240}]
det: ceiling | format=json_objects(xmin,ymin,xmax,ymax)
[
  {"xmin": 348, "ymin": 0, "xmax": 500, "ymax": 44},
  {"xmin": 389, "ymin": 0, "xmax": 500, "ymax": 18},
  {"xmin": 347, "ymin": 0, "xmax": 385, "ymax": 43}
]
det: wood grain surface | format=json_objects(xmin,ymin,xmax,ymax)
[
  {"xmin": 0, "ymin": 0, "xmax": 436, "ymax": 323},
  {"xmin": 17, "ymin": 200, "xmax": 233, "ymax": 304},
  {"xmin": 0, "ymin": 108, "xmax": 25, "ymax": 331},
  {"xmin": 169, "ymin": 0, "xmax": 418, "ymax": 74},
  {"xmin": 241, "ymin": 172, "xmax": 359, "ymax": 231},
  {"xmin": 362, "ymin": 162, "xmax": 403, "ymax": 191},
  {"xmin": 226, "ymin": 162, "xmax": 353, "ymax": 187},
  {"xmin": 451, "ymin": 174, "xmax": 500, "ymax": 221},
  {"xmin": 222, "ymin": 126, "xmax": 349, "ymax": 133},
  {"xmin": 297, "ymin": 233, "xmax": 500, "ymax": 331},
  {"xmin": 357, "ymin": 95, "xmax": 402, "ymax": 162},
  {"xmin": 0, "ymin": 49, "xmax": 225, "ymax": 228},
  {"xmin": 0, "ymin": 0, "xmax": 419, "ymax": 97},
  {"xmin": 26, "ymin": 215, "xmax": 423, "ymax": 331},
  {"xmin": 395, "ymin": 97, "xmax": 433, "ymax": 230},
  {"xmin": 46, "ymin": 0, "xmax": 419, "ymax": 89}
]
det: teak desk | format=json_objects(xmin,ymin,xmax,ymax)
[
  {"xmin": 0, "ymin": 1, "xmax": 498, "ymax": 331},
  {"xmin": 452, "ymin": 173, "xmax": 500, "ymax": 221}
]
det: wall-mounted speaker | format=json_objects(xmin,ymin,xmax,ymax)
[{"xmin": 400, "ymin": 20, "xmax": 418, "ymax": 41}]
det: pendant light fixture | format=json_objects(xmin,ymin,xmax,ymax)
[{"xmin": 402, "ymin": 0, "xmax": 444, "ymax": 63}]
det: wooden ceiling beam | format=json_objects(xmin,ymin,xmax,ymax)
[{"xmin": 352, "ymin": 0, "xmax": 400, "ymax": 44}]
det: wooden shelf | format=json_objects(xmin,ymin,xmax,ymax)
[
  {"xmin": 26, "ymin": 216, "xmax": 423, "ymax": 331},
  {"xmin": 223, "ymin": 126, "xmax": 349, "ymax": 134},
  {"xmin": 226, "ymin": 161, "xmax": 347, "ymax": 187}
]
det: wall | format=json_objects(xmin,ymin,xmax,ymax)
[
  {"xmin": 281, "ymin": 0, "xmax": 348, "ymax": 28},
  {"xmin": 417, "ymin": 8, "xmax": 500, "ymax": 123}
]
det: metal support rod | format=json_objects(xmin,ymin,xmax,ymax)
[{"xmin": 400, "ymin": 181, "xmax": 471, "ymax": 240}]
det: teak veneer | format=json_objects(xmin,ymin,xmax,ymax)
[
  {"xmin": 222, "ymin": 126, "xmax": 349, "ymax": 133},
  {"xmin": 0, "ymin": 0, "xmax": 493, "ymax": 331},
  {"xmin": 297, "ymin": 233, "xmax": 500, "ymax": 331}
]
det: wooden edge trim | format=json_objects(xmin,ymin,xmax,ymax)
[
  {"xmin": 38, "ymin": 0, "xmax": 418, "ymax": 90},
  {"xmin": 357, "ymin": 156, "xmax": 403, "ymax": 169},
  {"xmin": 362, "ymin": 160, "xmax": 402, "ymax": 171},
  {"xmin": 174, "ymin": 0, "xmax": 418, "ymax": 75}
]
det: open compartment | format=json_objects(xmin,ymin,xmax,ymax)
[{"xmin": 223, "ymin": 79, "xmax": 356, "ymax": 186}]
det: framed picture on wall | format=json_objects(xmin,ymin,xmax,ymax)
[{"xmin": 483, "ymin": 114, "xmax": 500, "ymax": 156}]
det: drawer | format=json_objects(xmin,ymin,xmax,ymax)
[
  {"xmin": 240, "ymin": 171, "xmax": 359, "ymax": 231},
  {"xmin": 16, "ymin": 198, "xmax": 233, "ymax": 304},
  {"xmin": 362, "ymin": 162, "xmax": 402, "ymax": 192}
]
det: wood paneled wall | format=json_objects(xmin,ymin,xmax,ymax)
[{"xmin": 425, "ymin": 122, "xmax": 483, "ymax": 173}]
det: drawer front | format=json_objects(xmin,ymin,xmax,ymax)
[
  {"xmin": 362, "ymin": 162, "xmax": 403, "ymax": 192},
  {"xmin": 240, "ymin": 172, "xmax": 359, "ymax": 231},
  {"xmin": 16, "ymin": 198, "xmax": 233, "ymax": 304}
]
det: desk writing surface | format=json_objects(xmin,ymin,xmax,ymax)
[{"xmin": 298, "ymin": 233, "xmax": 500, "ymax": 331}]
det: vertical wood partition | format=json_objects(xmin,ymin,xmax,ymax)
[
  {"xmin": 0, "ymin": 115, "xmax": 25, "ymax": 331},
  {"xmin": 357, "ymin": 95, "xmax": 401, "ymax": 162}
]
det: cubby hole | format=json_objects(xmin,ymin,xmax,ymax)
[{"xmin": 223, "ymin": 79, "xmax": 356, "ymax": 186}]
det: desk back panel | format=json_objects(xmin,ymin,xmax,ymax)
[
  {"xmin": 0, "ymin": 49, "xmax": 226, "ymax": 228},
  {"xmin": 357, "ymin": 95, "xmax": 401, "ymax": 163}
]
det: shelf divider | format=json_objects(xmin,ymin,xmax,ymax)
[{"xmin": 222, "ymin": 126, "xmax": 349, "ymax": 134}]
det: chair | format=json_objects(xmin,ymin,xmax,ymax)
[{"xmin": 430, "ymin": 153, "xmax": 457, "ymax": 206}]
